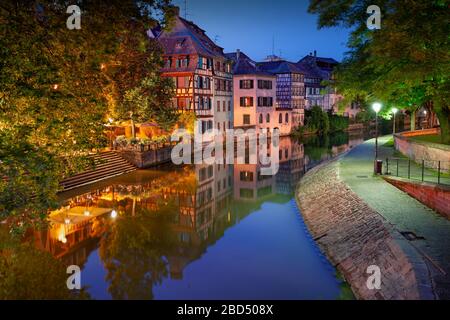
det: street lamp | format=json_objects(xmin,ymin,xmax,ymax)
[
  {"xmin": 392, "ymin": 107, "xmax": 398, "ymax": 134},
  {"xmin": 372, "ymin": 103, "xmax": 382, "ymax": 174}
]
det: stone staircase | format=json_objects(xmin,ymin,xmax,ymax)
[{"xmin": 60, "ymin": 151, "xmax": 137, "ymax": 191}]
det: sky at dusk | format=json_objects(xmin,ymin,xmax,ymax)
[{"xmin": 172, "ymin": 0, "xmax": 351, "ymax": 62}]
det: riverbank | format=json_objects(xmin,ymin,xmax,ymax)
[
  {"xmin": 296, "ymin": 159, "xmax": 432, "ymax": 299},
  {"xmin": 294, "ymin": 133, "xmax": 450, "ymax": 299}
]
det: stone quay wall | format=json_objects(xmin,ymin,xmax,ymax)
[
  {"xmin": 395, "ymin": 129, "xmax": 450, "ymax": 170},
  {"xmin": 384, "ymin": 176, "xmax": 450, "ymax": 219},
  {"xmin": 296, "ymin": 160, "xmax": 433, "ymax": 300},
  {"xmin": 119, "ymin": 146, "xmax": 173, "ymax": 168}
]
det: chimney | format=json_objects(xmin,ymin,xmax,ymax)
[
  {"xmin": 314, "ymin": 50, "xmax": 317, "ymax": 57},
  {"xmin": 236, "ymin": 49, "xmax": 240, "ymax": 60}
]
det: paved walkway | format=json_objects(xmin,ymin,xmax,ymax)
[
  {"xmin": 296, "ymin": 161, "xmax": 428, "ymax": 300},
  {"xmin": 339, "ymin": 135, "xmax": 450, "ymax": 299}
]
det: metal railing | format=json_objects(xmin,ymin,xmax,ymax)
[{"xmin": 384, "ymin": 157, "xmax": 450, "ymax": 186}]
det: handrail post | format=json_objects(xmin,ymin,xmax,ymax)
[
  {"xmin": 408, "ymin": 160, "xmax": 411, "ymax": 179},
  {"xmin": 421, "ymin": 160, "xmax": 425, "ymax": 182},
  {"xmin": 386, "ymin": 158, "xmax": 389, "ymax": 174},
  {"xmin": 396, "ymin": 159, "xmax": 399, "ymax": 177},
  {"xmin": 438, "ymin": 161, "xmax": 441, "ymax": 185}
]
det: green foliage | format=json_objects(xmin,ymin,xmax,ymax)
[
  {"xmin": 309, "ymin": 0, "xmax": 450, "ymax": 143},
  {"xmin": 329, "ymin": 113, "xmax": 349, "ymax": 132},
  {"xmin": 0, "ymin": 1, "xmax": 175, "ymax": 232},
  {"xmin": 98, "ymin": 200, "xmax": 178, "ymax": 299},
  {"xmin": 305, "ymin": 106, "xmax": 330, "ymax": 134},
  {"xmin": 0, "ymin": 228, "xmax": 89, "ymax": 299}
]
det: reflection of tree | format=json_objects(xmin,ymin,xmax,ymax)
[
  {"xmin": 0, "ymin": 228, "xmax": 89, "ymax": 299},
  {"xmin": 98, "ymin": 200, "xmax": 178, "ymax": 300}
]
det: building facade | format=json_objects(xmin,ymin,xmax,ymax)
[
  {"xmin": 149, "ymin": 9, "xmax": 233, "ymax": 137},
  {"xmin": 297, "ymin": 51, "xmax": 360, "ymax": 119},
  {"xmin": 258, "ymin": 59, "xmax": 306, "ymax": 130},
  {"xmin": 227, "ymin": 50, "xmax": 292, "ymax": 136}
]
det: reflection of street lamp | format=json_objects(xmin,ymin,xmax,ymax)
[
  {"xmin": 392, "ymin": 107, "xmax": 398, "ymax": 134},
  {"xmin": 373, "ymin": 103, "xmax": 382, "ymax": 174}
]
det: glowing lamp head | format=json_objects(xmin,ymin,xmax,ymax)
[
  {"xmin": 64, "ymin": 218, "xmax": 71, "ymax": 225},
  {"xmin": 111, "ymin": 210, "xmax": 118, "ymax": 219},
  {"xmin": 84, "ymin": 210, "xmax": 90, "ymax": 217},
  {"xmin": 372, "ymin": 103, "xmax": 382, "ymax": 113},
  {"xmin": 392, "ymin": 108, "xmax": 398, "ymax": 114},
  {"xmin": 108, "ymin": 118, "xmax": 114, "ymax": 124}
]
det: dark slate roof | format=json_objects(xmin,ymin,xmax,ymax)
[
  {"xmin": 257, "ymin": 60, "xmax": 304, "ymax": 74},
  {"xmin": 296, "ymin": 55, "xmax": 339, "ymax": 80},
  {"xmin": 298, "ymin": 55, "xmax": 339, "ymax": 66},
  {"xmin": 225, "ymin": 51, "xmax": 273, "ymax": 76},
  {"xmin": 153, "ymin": 15, "xmax": 226, "ymax": 59},
  {"xmin": 296, "ymin": 61, "xmax": 327, "ymax": 79}
]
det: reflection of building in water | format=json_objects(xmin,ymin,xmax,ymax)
[
  {"xmin": 234, "ymin": 137, "xmax": 305, "ymax": 200},
  {"xmin": 32, "ymin": 135, "xmax": 308, "ymax": 285},
  {"xmin": 276, "ymin": 138, "xmax": 305, "ymax": 194},
  {"xmin": 32, "ymin": 165, "xmax": 235, "ymax": 280}
]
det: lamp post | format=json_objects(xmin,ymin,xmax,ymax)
[
  {"xmin": 392, "ymin": 107, "xmax": 398, "ymax": 134},
  {"xmin": 372, "ymin": 103, "xmax": 382, "ymax": 174},
  {"xmin": 423, "ymin": 110, "xmax": 427, "ymax": 129}
]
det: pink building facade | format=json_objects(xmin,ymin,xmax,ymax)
[{"xmin": 226, "ymin": 51, "xmax": 293, "ymax": 136}]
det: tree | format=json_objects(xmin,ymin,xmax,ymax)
[
  {"xmin": 0, "ymin": 1, "xmax": 175, "ymax": 233},
  {"xmin": 309, "ymin": 0, "xmax": 450, "ymax": 143},
  {"xmin": 109, "ymin": 16, "xmax": 179, "ymax": 136}
]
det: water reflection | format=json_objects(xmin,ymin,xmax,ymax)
[{"xmin": 24, "ymin": 134, "xmax": 361, "ymax": 300}]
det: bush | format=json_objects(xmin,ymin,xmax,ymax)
[
  {"xmin": 329, "ymin": 114, "xmax": 349, "ymax": 132},
  {"xmin": 304, "ymin": 106, "xmax": 330, "ymax": 134}
]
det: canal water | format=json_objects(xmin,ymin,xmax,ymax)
[{"xmin": 23, "ymin": 132, "xmax": 364, "ymax": 300}]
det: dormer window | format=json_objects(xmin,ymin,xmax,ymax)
[{"xmin": 175, "ymin": 39, "xmax": 186, "ymax": 49}]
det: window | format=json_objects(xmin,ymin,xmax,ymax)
[
  {"xmin": 285, "ymin": 113, "xmax": 289, "ymax": 123},
  {"xmin": 240, "ymin": 97, "xmax": 253, "ymax": 107},
  {"xmin": 259, "ymin": 114, "xmax": 263, "ymax": 124},
  {"xmin": 240, "ymin": 80, "xmax": 254, "ymax": 89},
  {"xmin": 279, "ymin": 114, "xmax": 283, "ymax": 124},
  {"xmin": 228, "ymin": 101, "xmax": 231, "ymax": 111},
  {"xmin": 240, "ymin": 171, "xmax": 254, "ymax": 182},
  {"xmin": 223, "ymin": 101, "xmax": 226, "ymax": 112},
  {"xmin": 217, "ymin": 122, "xmax": 221, "ymax": 130},
  {"xmin": 217, "ymin": 101, "xmax": 221, "ymax": 112},
  {"xmin": 243, "ymin": 115, "xmax": 251, "ymax": 125},
  {"xmin": 257, "ymin": 97, "xmax": 273, "ymax": 107},
  {"xmin": 266, "ymin": 114, "xmax": 270, "ymax": 123},
  {"xmin": 165, "ymin": 57, "xmax": 172, "ymax": 68},
  {"xmin": 258, "ymin": 80, "xmax": 272, "ymax": 89}
]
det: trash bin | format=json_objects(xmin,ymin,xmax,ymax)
[{"xmin": 374, "ymin": 160, "xmax": 383, "ymax": 175}]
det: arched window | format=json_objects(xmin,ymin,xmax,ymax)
[
  {"xmin": 279, "ymin": 113, "xmax": 282, "ymax": 124},
  {"xmin": 259, "ymin": 114, "xmax": 263, "ymax": 124},
  {"xmin": 285, "ymin": 113, "xmax": 289, "ymax": 123},
  {"xmin": 266, "ymin": 114, "xmax": 270, "ymax": 123}
]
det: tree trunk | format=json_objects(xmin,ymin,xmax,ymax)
[
  {"xmin": 131, "ymin": 118, "xmax": 136, "ymax": 139},
  {"xmin": 410, "ymin": 110, "xmax": 416, "ymax": 131},
  {"xmin": 434, "ymin": 105, "xmax": 450, "ymax": 145}
]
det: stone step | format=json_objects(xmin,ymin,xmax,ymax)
[{"xmin": 60, "ymin": 152, "xmax": 137, "ymax": 191}]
